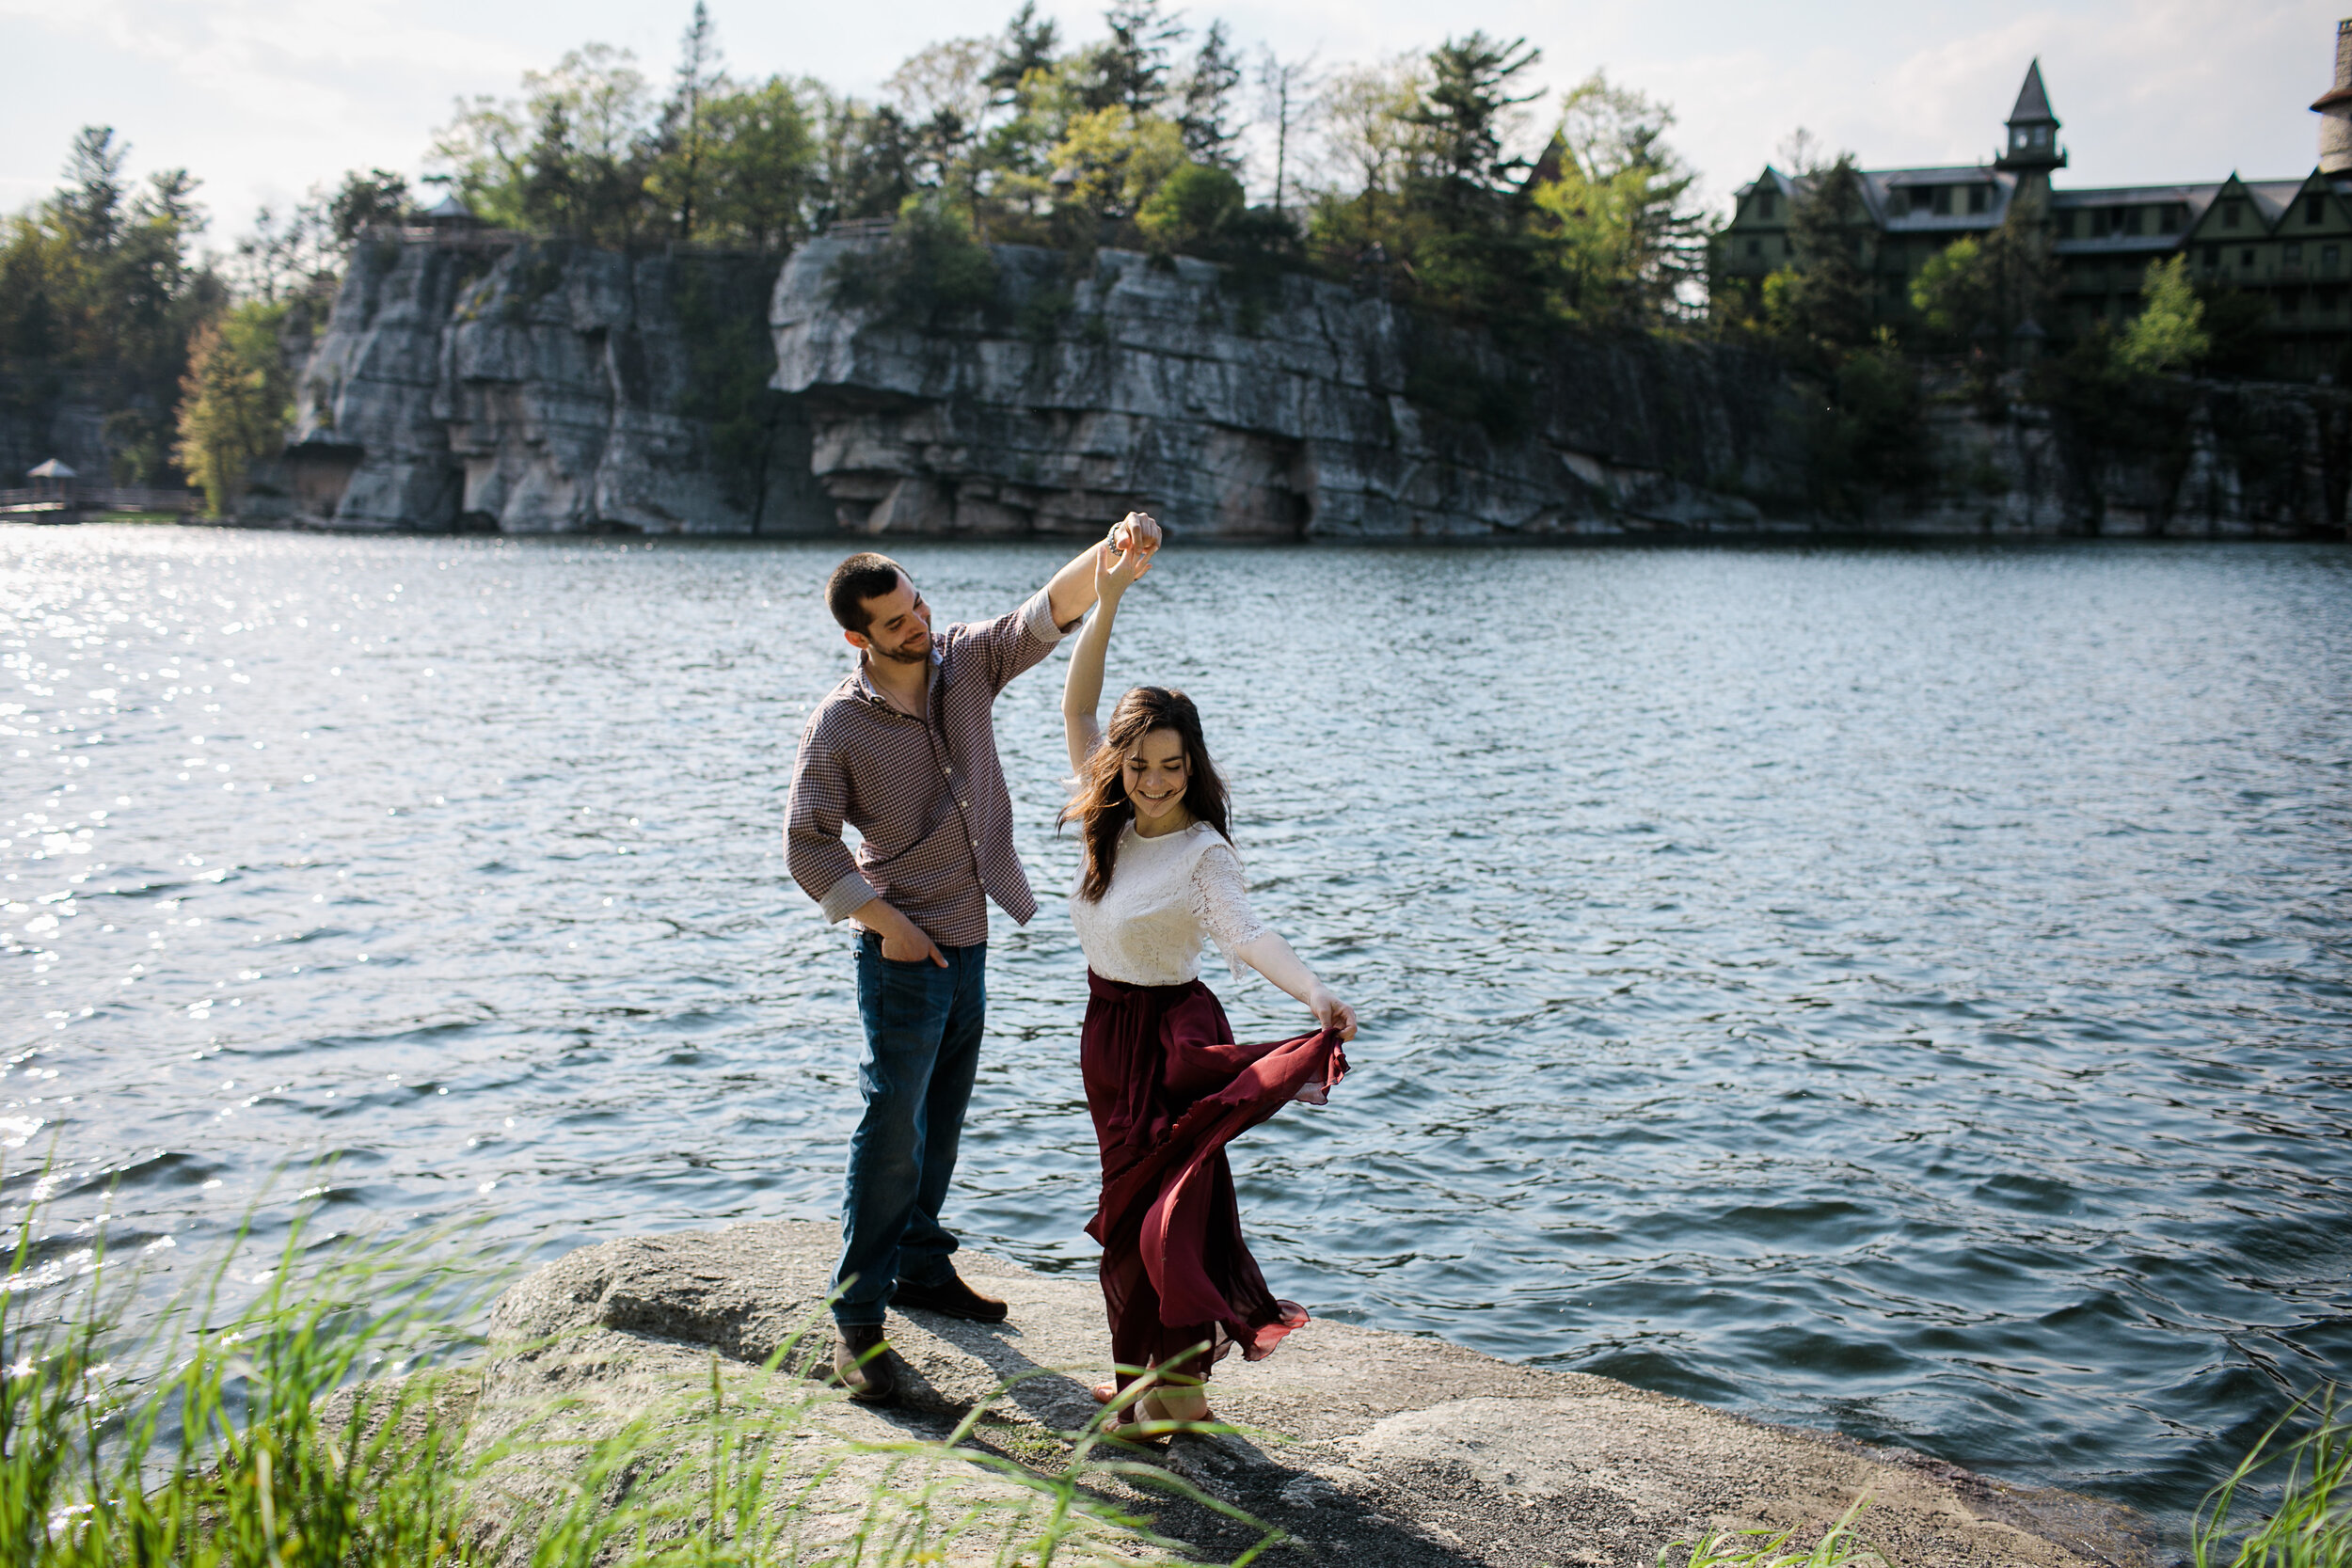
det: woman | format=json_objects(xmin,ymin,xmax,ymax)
[{"xmin": 1059, "ymin": 518, "xmax": 1358, "ymax": 1432}]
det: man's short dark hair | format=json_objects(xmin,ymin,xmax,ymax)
[{"xmin": 827, "ymin": 552, "xmax": 907, "ymax": 635}]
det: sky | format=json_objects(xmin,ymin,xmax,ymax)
[{"xmin": 2, "ymin": 0, "xmax": 2344, "ymax": 251}]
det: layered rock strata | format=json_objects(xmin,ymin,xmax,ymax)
[
  {"xmin": 263, "ymin": 231, "xmax": 2352, "ymax": 538},
  {"xmin": 431, "ymin": 1221, "xmax": 2156, "ymax": 1568},
  {"xmin": 771, "ymin": 239, "xmax": 1807, "ymax": 539},
  {"xmin": 287, "ymin": 237, "xmax": 831, "ymax": 533}
]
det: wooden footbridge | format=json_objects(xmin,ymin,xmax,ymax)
[{"xmin": 0, "ymin": 484, "xmax": 206, "ymax": 522}]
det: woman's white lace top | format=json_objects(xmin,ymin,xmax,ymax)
[{"xmin": 1069, "ymin": 821, "xmax": 1268, "ymax": 985}]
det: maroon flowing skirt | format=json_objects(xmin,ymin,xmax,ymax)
[{"xmin": 1080, "ymin": 969, "xmax": 1346, "ymax": 1393}]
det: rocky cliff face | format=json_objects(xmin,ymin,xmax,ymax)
[
  {"xmin": 288, "ymin": 237, "xmax": 831, "ymax": 533},
  {"xmin": 1901, "ymin": 372, "xmax": 2352, "ymax": 537},
  {"xmin": 274, "ymin": 232, "xmax": 2348, "ymax": 539},
  {"xmin": 770, "ymin": 237, "xmax": 1810, "ymax": 539}
]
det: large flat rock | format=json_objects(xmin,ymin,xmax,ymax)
[{"xmin": 480, "ymin": 1221, "xmax": 2155, "ymax": 1568}]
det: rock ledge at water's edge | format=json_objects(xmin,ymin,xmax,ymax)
[{"xmin": 443, "ymin": 1220, "xmax": 2155, "ymax": 1567}]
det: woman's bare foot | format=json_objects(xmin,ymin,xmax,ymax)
[
  {"xmin": 1140, "ymin": 1386, "xmax": 1212, "ymax": 1423},
  {"xmin": 1095, "ymin": 1378, "xmax": 1214, "ymax": 1430}
]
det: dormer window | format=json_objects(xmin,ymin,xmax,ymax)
[
  {"xmin": 1968, "ymin": 185, "xmax": 1990, "ymax": 214},
  {"xmin": 1756, "ymin": 189, "xmax": 1776, "ymax": 220},
  {"xmin": 2223, "ymin": 199, "xmax": 2244, "ymax": 229},
  {"xmin": 2310, "ymin": 194, "xmax": 2327, "ymax": 224},
  {"xmin": 1910, "ymin": 187, "xmax": 1933, "ymax": 214}
]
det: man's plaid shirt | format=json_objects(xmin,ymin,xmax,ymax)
[{"xmin": 785, "ymin": 587, "xmax": 1073, "ymax": 947}]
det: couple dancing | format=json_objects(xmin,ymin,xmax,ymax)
[{"xmin": 784, "ymin": 515, "xmax": 1356, "ymax": 1429}]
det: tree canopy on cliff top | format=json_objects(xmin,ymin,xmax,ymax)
[{"xmin": 420, "ymin": 2, "xmax": 1714, "ymax": 334}]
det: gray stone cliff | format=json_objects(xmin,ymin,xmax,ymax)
[
  {"xmin": 259, "ymin": 232, "xmax": 2352, "ymax": 538},
  {"xmin": 286, "ymin": 236, "xmax": 831, "ymax": 533},
  {"xmin": 771, "ymin": 237, "xmax": 1806, "ymax": 539}
]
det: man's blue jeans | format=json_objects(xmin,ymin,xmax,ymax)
[{"xmin": 834, "ymin": 931, "xmax": 987, "ymax": 1328}]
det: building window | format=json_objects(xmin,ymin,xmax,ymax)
[
  {"xmin": 2055, "ymin": 210, "xmax": 2076, "ymax": 238},
  {"xmin": 1909, "ymin": 186, "xmax": 1933, "ymax": 214},
  {"xmin": 1968, "ymin": 184, "xmax": 1990, "ymax": 214},
  {"xmin": 1756, "ymin": 189, "xmax": 1775, "ymax": 219},
  {"xmin": 2322, "ymin": 286, "xmax": 2344, "ymax": 312},
  {"xmin": 2328, "ymin": 244, "xmax": 2343, "ymax": 271},
  {"xmin": 2202, "ymin": 244, "xmax": 2220, "ymax": 267},
  {"xmin": 2311, "ymin": 194, "xmax": 2327, "ymax": 224},
  {"xmin": 2161, "ymin": 204, "xmax": 2185, "ymax": 232},
  {"xmin": 2033, "ymin": 125, "xmax": 2049, "ymax": 147},
  {"xmin": 2283, "ymin": 288, "xmax": 2303, "ymax": 314},
  {"xmin": 1746, "ymin": 238, "xmax": 1760, "ymax": 257},
  {"xmin": 2243, "ymin": 247, "xmax": 2256, "ymax": 268},
  {"xmin": 2012, "ymin": 129, "xmax": 2026, "ymax": 150},
  {"xmin": 2223, "ymin": 199, "xmax": 2244, "ymax": 228},
  {"xmin": 1785, "ymin": 238, "xmax": 1794, "ymax": 257},
  {"xmin": 1933, "ymin": 186, "xmax": 1952, "ymax": 215},
  {"xmin": 2287, "ymin": 242, "xmax": 2304, "ymax": 263}
]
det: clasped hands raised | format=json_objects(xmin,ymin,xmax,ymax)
[{"xmin": 1097, "ymin": 511, "xmax": 1162, "ymax": 594}]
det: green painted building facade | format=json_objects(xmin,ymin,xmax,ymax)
[{"xmin": 1715, "ymin": 29, "xmax": 2352, "ymax": 379}]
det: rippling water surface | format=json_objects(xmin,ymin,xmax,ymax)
[{"xmin": 7, "ymin": 526, "xmax": 2349, "ymax": 1524}]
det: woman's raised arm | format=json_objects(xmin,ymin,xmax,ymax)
[{"xmin": 1061, "ymin": 520, "xmax": 1150, "ymax": 777}]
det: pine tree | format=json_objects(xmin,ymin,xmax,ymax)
[
  {"xmin": 1766, "ymin": 152, "xmax": 1871, "ymax": 364},
  {"xmin": 1178, "ymin": 22, "xmax": 1244, "ymax": 169},
  {"xmin": 658, "ymin": 2, "xmax": 727, "ymax": 241}
]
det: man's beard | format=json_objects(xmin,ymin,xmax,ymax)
[{"xmin": 871, "ymin": 635, "xmax": 930, "ymax": 665}]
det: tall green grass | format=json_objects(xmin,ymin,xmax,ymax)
[
  {"xmin": 2195, "ymin": 1386, "xmax": 2352, "ymax": 1568},
  {"xmin": 0, "ymin": 1187, "xmax": 1277, "ymax": 1566}
]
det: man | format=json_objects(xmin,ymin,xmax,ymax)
[{"xmin": 785, "ymin": 518, "xmax": 1160, "ymax": 1402}]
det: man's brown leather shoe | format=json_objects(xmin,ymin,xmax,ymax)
[
  {"xmin": 891, "ymin": 1273, "xmax": 1009, "ymax": 1323},
  {"xmin": 832, "ymin": 1323, "xmax": 898, "ymax": 1403}
]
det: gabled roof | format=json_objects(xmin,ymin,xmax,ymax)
[
  {"xmin": 2176, "ymin": 176, "xmax": 2310, "ymax": 238},
  {"xmin": 2009, "ymin": 59, "xmax": 2058, "ymax": 126}
]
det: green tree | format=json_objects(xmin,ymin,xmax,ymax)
[
  {"xmin": 1137, "ymin": 161, "xmax": 1244, "ymax": 253},
  {"xmin": 431, "ymin": 44, "xmax": 658, "ymax": 243},
  {"xmin": 1907, "ymin": 196, "xmax": 2058, "ymax": 354},
  {"xmin": 1177, "ymin": 23, "xmax": 1245, "ymax": 169},
  {"xmin": 1763, "ymin": 151, "xmax": 1870, "ymax": 365},
  {"xmin": 2119, "ymin": 256, "xmax": 2209, "ymax": 373},
  {"xmin": 174, "ymin": 301, "xmax": 290, "ymax": 516},
  {"xmin": 1530, "ymin": 71, "xmax": 1709, "ymax": 328},
  {"xmin": 701, "ymin": 78, "xmax": 818, "ymax": 249},
  {"xmin": 1083, "ymin": 1, "xmax": 1184, "ymax": 115},
  {"xmin": 328, "ymin": 169, "xmax": 410, "ymax": 244},
  {"xmin": 649, "ymin": 2, "xmax": 726, "ymax": 241}
]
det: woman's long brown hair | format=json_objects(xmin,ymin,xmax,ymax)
[{"xmin": 1060, "ymin": 686, "xmax": 1232, "ymax": 903}]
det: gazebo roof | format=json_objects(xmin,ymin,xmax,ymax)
[
  {"xmin": 424, "ymin": 192, "xmax": 477, "ymax": 221},
  {"xmin": 27, "ymin": 458, "xmax": 77, "ymax": 480}
]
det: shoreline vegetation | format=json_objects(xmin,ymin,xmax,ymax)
[
  {"xmin": 0, "ymin": 3, "xmax": 2321, "ymax": 530},
  {"xmin": 4, "ymin": 1191, "xmax": 2344, "ymax": 1566}
]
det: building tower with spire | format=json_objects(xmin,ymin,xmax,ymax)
[
  {"xmin": 2312, "ymin": 20, "xmax": 2352, "ymax": 182},
  {"xmin": 1994, "ymin": 58, "xmax": 2067, "ymax": 201}
]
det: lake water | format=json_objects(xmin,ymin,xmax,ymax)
[{"xmin": 6, "ymin": 525, "xmax": 2349, "ymax": 1529}]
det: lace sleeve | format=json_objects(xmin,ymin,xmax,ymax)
[{"xmin": 1188, "ymin": 842, "xmax": 1268, "ymax": 978}]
